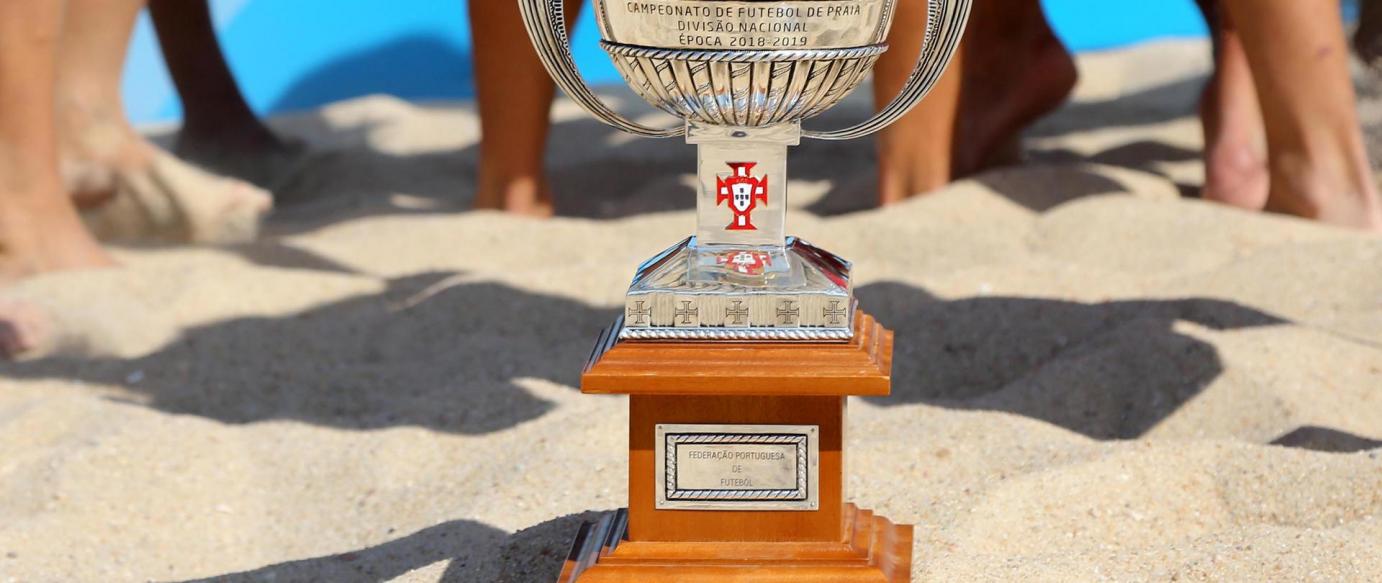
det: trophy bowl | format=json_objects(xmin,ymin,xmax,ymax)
[
  {"xmin": 521, "ymin": 0, "xmax": 968, "ymax": 340},
  {"xmin": 596, "ymin": 0, "xmax": 896, "ymax": 127}
]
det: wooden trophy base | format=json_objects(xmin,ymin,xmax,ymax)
[
  {"xmin": 560, "ymin": 311, "xmax": 910, "ymax": 582},
  {"xmin": 557, "ymin": 504, "xmax": 912, "ymax": 583}
]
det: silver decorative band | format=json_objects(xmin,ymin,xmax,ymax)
[
  {"xmin": 619, "ymin": 327, "xmax": 853, "ymax": 341},
  {"xmin": 620, "ymin": 238, "xmax": 855, "ymax": 342},
  {"xmin": 600, "ymin": 42, "xmax": 888, "ymax": 63},
  {"xmin": 604, "ymin": 42, "xmax": 883, "ymax": 127},
  {"xmin": 522, "ymin": 0, "xmax": 972, "ymax": 140}
]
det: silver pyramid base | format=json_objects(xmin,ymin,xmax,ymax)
[{"xmin": 619, "ymin": 237, "xmax": 854, "ymax": 342}]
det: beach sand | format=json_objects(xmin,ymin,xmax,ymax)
[{"xmin": 1, "ymin": 40, "xmax": 1380, "ymax": 581}]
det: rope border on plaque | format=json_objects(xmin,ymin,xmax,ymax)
[{"xmin": 664, "ymin": 433, "xmax": 809, "ymax": 501}]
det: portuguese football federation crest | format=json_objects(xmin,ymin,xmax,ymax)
[
  {"xmin": 716, "ymin": 249, "xmax": 773, "ymax": 276},
  {"xmin": 716, "ymin": 162, "xmax": 768, "ymax": 230}
]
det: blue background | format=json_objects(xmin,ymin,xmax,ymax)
[{"xmin": 123, "ymin": 0, "xmax": 1214, "ymax": 124}]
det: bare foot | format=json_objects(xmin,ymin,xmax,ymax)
[
  {"xmin": 473, "ymin": 172, "xmax": 555, "ymax": 217},
  {"xmin": 0, "ymin": 298, "xmax": 52, "ymax": 360},
  {"xmin": 1199, "ymin": 29, "xmax": 1270, "ymax": 210},
  {"xmin": 951, "ymin": 7, "xmax": 1078, "ymax": 177},
  {"xmin": 0, "ymin": 184, "xmax": 116, "ymax": 284},
  {"xmin": 1262, "ymin": 153, "xmax": 1382, "ymax": 231},
  {"xmin": 876, "ymin": 110, "xmax": 955, "ymax": 205},
  {"xmin": 58, "ymin": 99, "xmax": 272, "ymax": 244},
  {"xmin": 0, "ymin": 206, "xmax": 105, "ymax": 360}
]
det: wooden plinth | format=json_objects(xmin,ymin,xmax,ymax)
[
  {"xmin": 557, "ymin": 504, "xmax": 913, "ymax": 583},
  {"xmin": 561, "ymin": 311, "xmax": 910, "ymax": 582},
  {"xmin": 629, "ymin": 395, "xmax": 843, "ymax": 541}
]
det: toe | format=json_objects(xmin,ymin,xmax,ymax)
[{"xmin": 0, "ymin": 299, "xmax": 49, "ymax": 360}]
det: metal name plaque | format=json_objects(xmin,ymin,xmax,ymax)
[
  {"xmin": 597, "ymin": 0, "xmax": 893, "ymax": 50},
  {"xmin": 655, "ymin": 423, "xmax": 819, "ymax": 511}
]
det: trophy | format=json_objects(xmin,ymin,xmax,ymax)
[{"xmin": 519, "ymin": 0, "xmax": 969, "ymax": 580}]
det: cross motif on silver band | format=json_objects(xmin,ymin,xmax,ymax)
[
  {"xmin": 674, "ymin": 300, "xmax": 699, "ymax": 325},
  {"xmin": 823, "ymin": 300, "xmax": 847, "ymax": 326},
  {"xmin": 725, "ymin": 300, "xmax": 749, "ymax": 325},
  {"xmin": 627, "ymin": 300, "xmax": 651, "ymax": 325},
  {"xmin": 776, "ymin": 299, "xmax": 799, "ymax": 325}
]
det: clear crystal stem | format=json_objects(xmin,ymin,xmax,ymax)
[
  {"xmin": 616, "ymin": 120, "xmax": 851, "ymax": 341},
  {"xmin": 688, "ymin": 121, "xmax": 801, "ymax": 250}
]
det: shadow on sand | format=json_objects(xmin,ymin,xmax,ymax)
[
  {"xmin": 1271, "ymin": 426, "xmax": 1382, "ymax": 453},
  {"xmin": 4, "ymin": 273, "xmax": 617, "ymax": 435},
  {"xmin": 856, "ymin": 281, "xmax": 1288, "ymax": 439},
  {"xmin": 174, "ymin": 512, "xmax": 600, "ymax": 583},
  {"xmin": 2, "ymin": 278, "xmax": 1319, "ymax": 442}
]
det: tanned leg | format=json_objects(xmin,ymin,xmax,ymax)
[
  {"xmin": 872, "ymin": 0, "xmax": 1076, "ymax": 204},
  {"xmin": 0, "ymin": 0, "xmax": 115, "ymax": 357},
  {"xmin": 149, "ymin": 0, "xmax": 304, "ymax": 190},
  {"xmin": 0, "ymin": 0, "xmax": 114, "ymax": 280},
  {"xmin": 470, "ymin": 0, "xmax": 582, "ymax": 216},
  {"xmin": 951, "ymin": 0, "xmax": 1076, "ymax": 177},
  {"xmin": 1220, "ymin": 0, "xmax": 1382, "ymax": 230},
  {"xmin": 57, "ymin": 0, "xmax": 272, "ymax": 243},
  {"xmin": 1196, "ymin": 0, "xmax": 1270, "ymax": 209},
  {"xmin": 874, "ymin": 0, "xmax": 962, "ymax": 204}
]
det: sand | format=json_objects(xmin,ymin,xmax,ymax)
[{"xmin": 1, "ymin": 39, "xmax": 1380, "ymax": 582}]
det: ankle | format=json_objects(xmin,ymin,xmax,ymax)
[
  {"xmin": 876, "ymin": 171, "xmax": 907, "ymax": 206},
  {"xmin": 0, "ymin": 188, "xmax": 87, "ymax": 256},
  {"xmin": 55, "ymin": 88, "xmax": 124, "ymax": 132},
  {"xmin": 0, "ymin": 155, "xmax": 60, "ymax": 198},
  {"xmin": 56, "ymin": 94, "xmax": 137, "ymax": 159},
  {"xmin": 1266, "ymin": 149, "xmax": 1382, "ymax": 226},
  {"xmin": 876, "ymin": 155, "xmax": 949, "ymax": 203},
  {"xmin": 1202, "ymin": 133, "xmax": 1268, "ymax": 207},
  {"xmin": 475, "ymin": 168, "xmax": 551, "ymax": 214},
  {"xmin": 0, "ymin": 176, "xmax": 69, "ymax": 214}
]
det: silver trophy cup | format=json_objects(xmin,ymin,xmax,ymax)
[{"xmin": 520, "ymin": 0, "xmax": 970, "ymax": 341}]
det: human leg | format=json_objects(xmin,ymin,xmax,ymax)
[
  {"xmin": 0, "ymin": 0, "xmax": 114, "ymax": 281},
  {"xmin": 950, "ymin": 0, "xmax": 1076, "ymax": 177},
  {"xmin": 874, "ymin": 0, "xmax": 962, "ymax": 204},
  {"xmin": 57, "ymin": 0, "xmax": 272, "ymax": 243},
  {"xmin": 469, "ymin": 0, "xmax": 582, "ymax": 216},
  {"xmin": 1220, "ymin": 0, "xmax": 1382, "ymax": 229},
  {"xmin": 148, "ymin": 0, "xmax": 304, "ymax": 189},
  {"xmin": 1196, "ymin": 0, "xmax": 1270, "ymax": 210},
  {"xmin": 871, "ymin": 0, "xmax": 1076, "ymax": 204}
]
